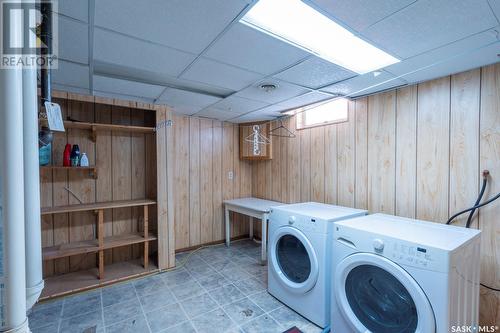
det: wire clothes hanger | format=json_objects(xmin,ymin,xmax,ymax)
[
  {"xmin": 244, "ymin": 124, "xmax": 271, "ymax": 144},
  {"xmin": 269, "ymin": 119, "xmax": 296, "ymax": 138}
]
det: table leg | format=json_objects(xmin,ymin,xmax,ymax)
[
  {"xmin": 261, "ymin": 213, "xmax": 268, "ymax": 265},
  {"xmin": 225, "ymin": 206, "xmax": 230, "ymax": 247},
  {"xmin": 249, "ymin": 216, "xmax": 254, "ymax": 240}
]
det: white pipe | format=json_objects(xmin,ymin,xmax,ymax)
[
  {"xmin": 23, "ymin": 64, "xmax": 44, "ymax": 310},
  {"xmin": 0, "ymin": 7, "xmax": 29, "ymax": 333}
]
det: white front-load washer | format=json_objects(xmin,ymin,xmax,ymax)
[
  {"xmin": 331, "ymin": 213, "xmax": 481, "ymax": 333},
  {"xmin": 268, "ymin": 202, "xmax": 367, "ymax": 328}
]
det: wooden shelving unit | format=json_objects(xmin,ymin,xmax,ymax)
[
  {"xmin": 39, "ymin": 119, "xmax": 155, "ymax": 142},
  {"xmin": 40, "ymin": 165, "xmax": 98, "ymax": 179},
  {"xmin": 42, "ymin": 199, "xmax": 156, "ymax": 279}
]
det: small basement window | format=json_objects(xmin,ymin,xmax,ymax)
[{"xmin": 296, "ymin": 98, "xmax": 349, "ymax": 129}]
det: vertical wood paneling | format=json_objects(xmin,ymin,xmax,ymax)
[
  {"xmin": 324, "ymin": 124, "xmax": 337, "ymax": 204},
  {"xmin": 173, "ymin": 114, "xmax": 190, "ymax": 249},
  {"xmin": 300, "ymin": 128, "xmax": 311, "ymax": 202},
  {"xmin": 395, "ymin": 86, "xmax": 418, "ymax": 218},
  {"xmin": 354, "ymin": 98, "xmax": 368, "ymax": 209},
  {"xmin": 189, "ymin": 118, "xmax": 201, "ymax": 246},
  {"xmin": 311, "ymin": 126, "xmax": 325, "ymax": 202},
  {"xmin": 213, "ymin": 121, "xmax": 223, "ymax": 241},
  {"xmin": 200, "ymin": 119, "xmax": 214, "ymax": 244},
  {"xmin": 416, "ymin": 77, "xmax": 451, "ymax": 222},
  {"xmin": 450, "ymin": 69, "xmax": 481, "ymax": 227},
  {"xmin": 337, "ymin": 101, "xmax": 355, "ymax": 207},
  {"xmin": 287, "ymin": 117, "xmax": 301, "ymax": 203},
  {"xmin": 368, "ymin": 91, "xmax": 396, "ymax": 214},
  {"xmin": 479, "ymin": 64, "xmax": 500, "ymax": 325},
  {"xmin": 131, "ymin": 110, "xmax": 146, "ymax": 258}
]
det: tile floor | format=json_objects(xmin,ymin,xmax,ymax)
[{"xmin": 29, "ymin": 239, "xmax": 321, "ymax": 333}]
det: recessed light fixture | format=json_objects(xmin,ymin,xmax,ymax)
[
  {"xmin": 259, "ymin": 83, "xmax": 278, "ymax": 93},
  {"xmin": 241, "ymin": 0, "xmax": 400, "ymax": 74}
]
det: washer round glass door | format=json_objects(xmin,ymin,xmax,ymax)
[
  {"xmin": 270, "ymin": 226, "xmax": 319, "ymax": 293},
  {"xmin": 334, "ymin": 253, "xmax": 435, "ymax": 333}
]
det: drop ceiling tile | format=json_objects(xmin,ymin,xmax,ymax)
[
  {"xmin": 303, "ymin": 0, "xmax": 416, "ymax": 32},
  {"xmin": 93, "ymin": 75, "xmax": 165, "ymax": 99},
  {"xmin": 489, "ymin": 0, "xmax": 500, "ymax": 22},
  {"xmin": 93, "ymin": 90, "xmax": 156, "ymax": 104},
  {"xmin": 321, "ymin": 70, "xmax": 407, "ymax": 97},
  {"xmin": 207, "ymin": 95, "xmax": 269, "ymax": 115},
  {"xmin": 361, "ymin": 0, "xmax": 498, "ymax": 59},
  {"xmin": 393, "ymin": 41, "xmax": 500, "ymax": 84},
  {"xmin": 195, "ymin": 108, "xmax": 235, "ymax": 121},
  {"xmin": 273, "ymin": 57, "xmax": 356, "ymax": 89},
  {"xmin": 94, "ymin": 0, "xmax": 249, "ymax": 53},
  {"xmin": 232, "ymin": 113, "xmax": 275, "ymax": 123},
  {"xmin": 57, "ymin": 0, "xmax": 88, "ymax": 22},
  {"xmin": 385, "ymin": 29, "xmax": 500, "ymax": 81},
  {"xmin": 180, "ymin": 58, "xmax": 263, "ymax": 91},
  {"xmin": 158, "ymin": 88, "xmax": 221, "ymax": 108},
  {"xmin": 205, "ymin": 23, "xmax": 308, "ymax": 75},
  {"xmin": 275, "ymin": 91, "xmax": 334, "ymax": 110},
  {"xmin": 52, "ymin": 60, "xmax": 89, "ymax": 90},
  {"xmin": 58, "ymin": 16, "xmax": 88, "ymax": 64},
  {"xmin": 235, "ymin": 79, "xmax": 310, "ymax": 104},
  {"xmin": 94, "ymin": 28, "xmax": 196, "ymax": 77}
]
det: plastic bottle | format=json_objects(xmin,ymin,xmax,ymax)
[
  {"xmin": 70, "ymin": 144, "xmax": 80, "ymax": 167},
  {"xmin": 80, "ymin": 153, "xmax": 89, "ymax": 167},
  {"xmin": 63, "ymin": 144, "xmax": 71, "ymax": 166}
]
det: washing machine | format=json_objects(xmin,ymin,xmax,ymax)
[
  {"xmin": 331, "ymin": 213, "xmax": 481, "ymax": 333},
  {"xmin": 268, "ymin": 202, "xmax": 367, "ymax": 328}
]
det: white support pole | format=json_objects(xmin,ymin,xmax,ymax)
[
  {"xmin": 23, "ymin": 63, "xmax": 44, "ymax": 310},
  {"xmin": 0, "ymin": 5, "xmax": 29, "ymax": 332}
]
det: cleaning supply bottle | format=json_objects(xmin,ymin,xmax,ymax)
[
  {"xmin": 70, "ymin": 144, "xmax": 80, "ymax": 167},
  {"xmin": 80, "ymin": 153, "xmax": 89, "ymax": 167},
  {"xmin": 63, "ymin": 144, "xmax": 71, "ymax": 166}
]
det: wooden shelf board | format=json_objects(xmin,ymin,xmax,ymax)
[
  {"xmin": 40, "ymin": 166, "xmax": 96, "ymax": 170},
  {"xmin": 103, "ymin": 233, "xmax": 157, "ymax": 250},
  {"xmin": 40, "ymin": 119, "xmax": 155, "ymax": 133},
  {"xmin": 42, "ymin": 233, "xmax": 157, "ymax": 260},
  {"xmin": 39, "ymin": 258, "xmax": 158, "ymax": 300},
  {"xmin": 41, "ymin": 199, "xmax": 156, "ymax": 215},
  {"xmin": 43, "ymin": 240, "xmax": 99, "ymax": 260}
]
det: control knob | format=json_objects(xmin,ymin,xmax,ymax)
[
  {"xmin": 289, "ymin": 216, "xmax": 296, "ymax": 225},
  {"xmin": 373, "ymin": 239, "xmax": 384, "ymax": 252}
]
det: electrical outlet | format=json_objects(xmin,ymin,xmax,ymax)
[{"xmin": 228, "ymin": 171, "xmax": 234, "ymax": 180}]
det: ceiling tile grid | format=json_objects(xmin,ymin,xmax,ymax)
[
  {"xmin": 273, "ymin": 56, "xmax": 357, "ymax": 89},
  {"xmin": 360, "ymin": 0, "xmax": 499, "ymax": 59},
  {"xmin": 321, "ymin": 70, "xmax": 407, "ymax": 97},
  {"xmin": 93, "ymin": 75, "xmax": 165, "ymax": 99},
  {"xmin": 180, "ymin": 57, "xmax": 264, "ymax": 91},
  {"xmin": 94, "ymin": 0, "xmax": 249, "ymax": 54},
  {"xmin": 56, "ymin": 0, "xmax": 89, "ymax": 23},
  {"xmin": 204, "ymin": 22, "xmax": 309, "ymax": 75},
  {"xmin": 235, "ymin": 79, "xmax": 310, "ymax": 104},
  {"xmin": 303, "ymin": 0, "xmax": 416, "ymax": 32},
  {"xmin": 58, "ymin": 15, "xmax": 89, "ymax": 64},
  {"xmin": 93, "ymin": 28, "xmax": 197, "ymax": 78},
  {"xmin": 52, "ymin": 60, "xmax": 90, "ymax": 90}
]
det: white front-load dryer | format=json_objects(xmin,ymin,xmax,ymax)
[
  {"xmin": 268, "ymin": 203, "xmax": 367, "ymax": 328},
  {"xmin": 331, "ymin": 214, "xmax": 481, "ymax": 333}
]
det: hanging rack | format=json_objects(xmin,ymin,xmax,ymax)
[{"xmin": 269, "ymin": 119, "xmax": 296, "ymax": 138}]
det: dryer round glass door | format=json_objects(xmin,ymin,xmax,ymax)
[
  {"xmin": 270, "ymin": 226, "xmax": 319, "ymax": 293},
  {"xmin": 334, "ymin": 253, "xmax": 435, "ymax": 333}
]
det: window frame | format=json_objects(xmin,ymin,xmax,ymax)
[{"xmin": 295, "ymin": 98, "xmax": 350, "ymax": 130}]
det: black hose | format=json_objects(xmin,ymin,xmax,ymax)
[
  {"xmin": 481, "ymin": 283, "xmax": 500, "ymax": 292},
  {"xmin": 446, "ymin": 191, "xmax": 500, "ymax": 225},
  {"xmin": 465, "ymin": 178, "xmax": 487, "ymax": 228}
]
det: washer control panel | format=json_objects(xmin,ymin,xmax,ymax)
[{"xmin": 388, "ymin": 241, "xmax": 437, "ymax": 269}]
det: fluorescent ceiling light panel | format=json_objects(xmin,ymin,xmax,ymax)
[{"xmin": 241, "ymin": 0, "xmax": 400, "ymax": 74}]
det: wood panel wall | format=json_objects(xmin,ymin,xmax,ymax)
[
  {"xmin": 251, "ymin": 64, "xmax": 500, "ymax": 325},
  {"xmin": 40, "ymin": 95, "xmax": 157, "ymax": 277},
  {"xmin": 160, "ymin": 113, "xmax": 253, "ymax": 251}
]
